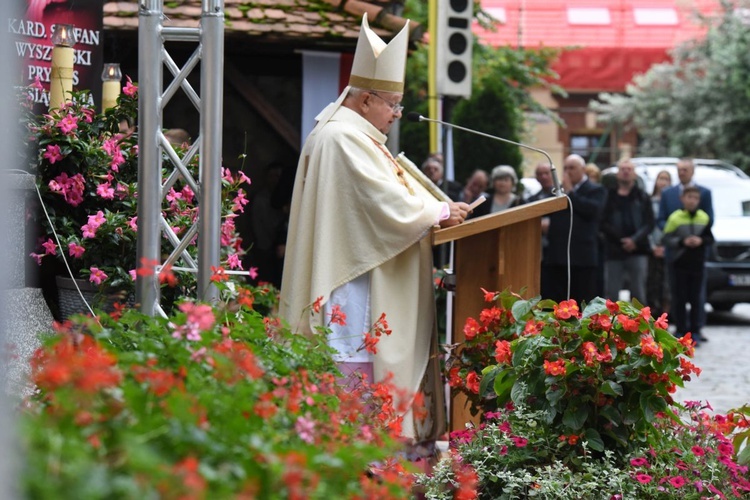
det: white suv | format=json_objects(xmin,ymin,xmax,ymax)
[{"xmin": 602, "ymin": 158, "xmax": 750, "ymax": 312}]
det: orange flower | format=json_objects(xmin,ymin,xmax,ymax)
[
  {"xmin": 327, "ymin": 304, "xmax": 347, "ymax": 326},
  {"xmin": 606, "ymin": 299, "xmax": 619, "ymax": 313},
  {"xmin": 448, "ymin": 366, "xmax": 462, "ymax": 387},
  {"xmin": 479, "ymin": 306, "xmax": 503, "ymax": 327},
  {"xmin": 523, "ymin": 318, "xmax": 544, "ymax": 336},
  {"xmin": 582, "ymin": 341, "xmax": 598, "ymax": 366},
  {"xmin": 654, "ymin": 312, "xmax": 669, "ymax": 330},
  {"xmin": 553, "ymin": 299, "xmax": 580, "ymax": 320}
]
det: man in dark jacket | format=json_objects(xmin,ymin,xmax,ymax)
[
  {"xmin": 601, "ymin": 159, "xmax": 654, "ymax": 303},
  {"xmin": 542, "ymin": 154, "xmax": 608, "ymax": 303}
]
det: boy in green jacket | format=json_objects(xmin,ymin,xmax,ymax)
[{"xmin": 662, "ymin": 186, "xmax": 714, "ymax": 345}]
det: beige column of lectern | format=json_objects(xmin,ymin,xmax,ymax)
[{"xmin": 432, "ymin": 196, "xmax": 568, "ymax": 431}]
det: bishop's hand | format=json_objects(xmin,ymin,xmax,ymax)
[{"xmin": 439, "ymin": 202, "xmax": 470, "ymax": 228}]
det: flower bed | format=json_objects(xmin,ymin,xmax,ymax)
[{"xmin": 19, "ymin": 281, "xmax": 415, "ymax": 498}]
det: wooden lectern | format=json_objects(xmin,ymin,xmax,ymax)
[{"xmin": 432, "ymin": 196, "xmax": 568, "ymax": 431}]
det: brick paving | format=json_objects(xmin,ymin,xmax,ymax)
[{"xmin": 672, "ymin": 303, "xmax": 750, "ymax": 414}]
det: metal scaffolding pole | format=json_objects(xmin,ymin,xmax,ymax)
[
  {"xmin": 136, "ymin": 0, "xmax": 164, "ymax": 314},
  {"xmin": 197, "ymin": 0, "xmax": 225, "ymax": 302},
  {"xmin": 136, "ymin": 0, "xmax": 226, "ymax": 314}
]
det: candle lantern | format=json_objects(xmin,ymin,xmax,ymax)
[
  {"xmin": 49, "ymin": 24, "xmax": 77, "ymax": 110},
  {"xmin": 101, "ymin": 63, "xmax": 122, "ymax": 111}
]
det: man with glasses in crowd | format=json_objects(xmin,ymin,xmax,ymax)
[{"xmin": 280, "ymin": 14, "xmax": 470, "ymax": 447}]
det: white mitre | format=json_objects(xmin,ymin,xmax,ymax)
[{"xmin": 312, "ymin": 13, "xmax": 410, "ymax": 129}]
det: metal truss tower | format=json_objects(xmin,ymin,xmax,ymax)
[{"xmin": 137, "ymin": 0, "xmax": 225, "ymax": 315}]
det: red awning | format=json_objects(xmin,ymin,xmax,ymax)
[{"xmin": 475, "ymin": 0, "xmax": 717, "ymax": 92}]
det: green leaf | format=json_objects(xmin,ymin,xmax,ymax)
[
  {"xmin": 600, "ymin": 380, "xmax": 623, "ymax": 396},
  {"xmin": 583, "ymin": 428, "xmax": 605, "ymax": 451},
  {"xmin": 581, "ymin": 297, "xmax": 608, "ymax": 318},
  {"xmin": 546, "ymin": 387, "xmax": 565, "ymax": 406},
  {"xmin": 511, "ymin": 296, "xmax": 539, "ymax": 321},
  {"xmin": 510, "ymin": 379, "xmax": 528, "ymax": 406},
  {"xmin": 493, "ymin": 370, "xmax": 516, "ymax": 399},
  {"xmin": 479, "ymin": 365, "xmax": 500, "ymax": 397},
  {"xmin": 639, "ymin": 392, "xmax": 667, "ymax": 422},
  {"xmin": 562, "ymin": 405, "xmax": 589, "ymax": 431}
]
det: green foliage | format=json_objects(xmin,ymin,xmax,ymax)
[
  {"xmin": 18, "ymin": 283, "xmax": 414, "ymax": 498},
  {"xmin": 592, "ymin": 0, "xmax": 750, "ymax": 172}
]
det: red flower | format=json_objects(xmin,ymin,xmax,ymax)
[
  {"xmin": 465, "ymin": 372, "xmax": 480, "ymax": 394},
  {"xmin": 311, "ymin": 296, "xmax": 323, "ymax": 314},
  {"xmin": 654, "ymin": 312, "xmax": 669, "ymax": 330},
  {"xmin": 554, "ymin": 299, "xmax": 580, "ymax": 320},
  {"xmin": 448, "ymin": 367, "xmax": 463, "ymax": 388},
  {"xmin": 328, "ymin": 304, "xmax": 347, "ymax": 326},
  {"xmin": 494, "ymin": 340, "xmax": 512, "ymax": 364},
  {"xmin": 640, "ymin": 335, "xmax": 664, "ymax": 362},
  {"xmin": 543, "ymin": 359, "xmax": 566, "ymax": 376},
  {"xmin": 463, "ymin": 317, "xmax": 483, "ymax": 341},
  {"xmin": 606, "ymin": 299, "xmax": 620, "ymax": 313},
  {"xmin": 479, "ymin": 306, "xmax": 503, "ymax": 327},
  {"xmin": 480, "ymin": 287, "xmax": 497, "ymax": 302},
  {"xmin": 617, "ymin": 314, "xmax": 641, "ymax": 333},
  {"xmin": 523, "ymin": 319, "xmax": 544, "ymax": 336},
  {"xmin": 691, "ymin": 445, "xmax": 705, "ymax": 456}
]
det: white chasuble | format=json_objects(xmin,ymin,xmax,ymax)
[{"xmin": 280, "ymin": 106, "xmax": 446, "ymax": 440}]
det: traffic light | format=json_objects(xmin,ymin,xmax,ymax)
[{"xmin": 436, "ymin": 0, "xmax": 473, "ymax": 98}]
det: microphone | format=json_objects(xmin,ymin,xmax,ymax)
[{"xmin": 406, "ymin": 112, "xmax": 563, "ymax": 197}]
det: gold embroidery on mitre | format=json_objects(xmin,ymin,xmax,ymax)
[{"xmin": 348, "ymin": 75, "xmax": 404, "ymax": 94}]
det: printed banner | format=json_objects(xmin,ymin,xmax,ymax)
[{"xmin": 10, "ymin": 0, "xmax": 104, "ymax": 110}]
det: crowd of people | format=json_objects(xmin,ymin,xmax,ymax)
[{"xmin": 417, "ymin": 153, "xmax": 714, "ymax": 345}]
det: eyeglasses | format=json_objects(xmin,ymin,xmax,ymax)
[{"xmin": 369, "ymin": 92, "xmax": 404, "ymax": 114}]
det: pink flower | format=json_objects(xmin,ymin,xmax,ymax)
[
  {"xmin": 227, "ymin": 253, "xmax": 243, "ymax": 270},
  {"xmin": 128, "ymin": 216, "xmax": 138, "ymax": 231},
  {"xmin": 43, "ymin": 144, "xmax": 64, "ymax": 164},
  {"xmin": 295, "ymin": 415, "xmax": 315, "ymax": 444},
  {"xmin": 181, "ymin": 186, "xmax": 195, "ymax": 204},
  {"xmin": 41, "ymin": 238, "xmax": 57, "ymax": 255},
  {"xmin": 248, "ymin": 266, "xmax": 258, "ymax": 280},
  {"xmin": 236, "ymin": 171, "xmax": 251, "ymax": 185},
  {"xmin": 232, "ymin": 190, "xmax": 248, "ymax": 213},
  {"xmin": 630, "ymin": 457, "xmax": 650, "ymax": 467},
  {"xmin": 222, "ymin": 167, "xmax": 233, "ymax": 182},
  {"xmin": 129, "ymin": 269, "xmax": 137, "ymax": 281},
  {"xmin": 87, "ymin": 210, "xmax": 106, "ymax": 229},
  {"xmin": 31, "ymin": 75, "xmax": 44, "ymax": 91},
  {"xmin": 511, "ymin": 436, "xmax": 528, "ymax": 447},
  {"xmin": 123, "ymin": 76, "xmax": 137, "ymax": 97},
  {"xmin": 68, "ymin": 242, "xmax": 85, "ymax": 258},
  {"xmin": 29, "ymin": 252, "xmax": 43, "ymax": 265},
  {"xmin": 668, "ymin": 476, "xmax": 686, "ymax": 488},
  {"xmin": 96, "ymin": 182, "xmax": 115, "ymax": 200},
  {"xmin": 89, "ymin": 266, "xmax": 108, "ymax": 285},
  {"xmin": 691, "ymin": 445, "xmax": 705, "ymax": 457},
  {"xmin": 81, "ymin": 223, "xmax": 97, "ymax": 239},
  {"xmin": 176, "ymin": 302, "xmax": 216, "ymax": 342},
  {"xmin": 717, "ymin": 442, "xmax": 734, "ymax": 457},
  {"xmin": 57, "ymin": 114, "xmax": 78, "ymax": 135},
  {"xmin": 635, "ymin": 474, "xmax": 652, "ymax": 484},
  {"xmin": 102, "ymin": 137, "xmax": 119, "ymax": 156}
]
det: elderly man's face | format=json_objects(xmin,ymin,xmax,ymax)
[
  {"xmin": 535, "ymin": 165, "xmax": 553, "ymax": 189},
  {"xmin": 563, "ymin": 158, "xmax": 585, "ymax": 185},
  {"xmin": 467, "ymin": 172, "xmax": 488, "ymax": 195},
  {"xmin": 363, "ymin": 91, "xmax": 403, "ymax": 135},
  {"xmin": 422, "ymin": 160, "xmax": 443, "ymax": 183},
  {"xmin": 677, "ymin": 161, "xmax": 694, "ymax": 185}
]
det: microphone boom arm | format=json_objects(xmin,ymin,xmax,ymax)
[{"xmin": 411, "ymin": 114, "xmax": 563, "ymax": 197}]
